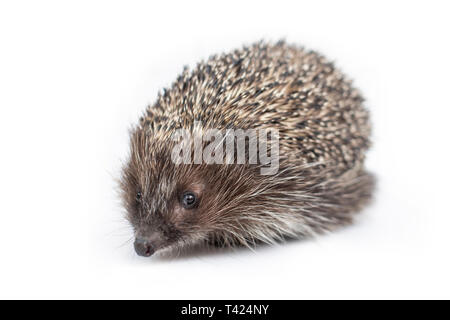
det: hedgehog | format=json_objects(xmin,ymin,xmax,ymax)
[{"xmin": 119, "ymin": 41, "xmax": 375, "ymax": 257}]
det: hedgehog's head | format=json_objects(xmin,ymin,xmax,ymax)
[{"xmin": 119, "ymin": 126, "xmax": 265, "ymax": 257}]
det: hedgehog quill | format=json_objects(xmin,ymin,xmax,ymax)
[{"xmin": 119, "ymin": 41, "xmax": 375, "ymax": 257}]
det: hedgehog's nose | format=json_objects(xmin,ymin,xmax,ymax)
[{"xmin": 134, "ymin": 238, "xmax": 155, "ymax": 257}]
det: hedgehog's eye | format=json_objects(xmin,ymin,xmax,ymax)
[
  {"xmin": 136, "ymin": 192, "xmax": 142, "ymax": 202},
  {"xmin": 181, "ymin": 192, "xmax": 197, "ymax": 209}
]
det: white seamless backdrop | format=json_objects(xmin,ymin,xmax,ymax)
[{"xmin": 0, "ymin": 0, "xmax": 449, "ymax": 299}]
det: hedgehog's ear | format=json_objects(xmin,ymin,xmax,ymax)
[{"xmin": 190, "ymin": 182, "xmax": 205, "ymax": 195}]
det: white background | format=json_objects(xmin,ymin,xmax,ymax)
[{"xmin": 0, "ymin": 0, "xmax": 449, "ymax": 299}]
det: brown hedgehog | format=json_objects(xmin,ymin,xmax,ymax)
[{"xmin": 120, "ymin": 41, "xmax": 375, "ymax": 257}]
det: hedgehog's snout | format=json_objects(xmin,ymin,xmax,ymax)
[
  {"xmin": 133, "ymin": 229, "xmax": 167, "ymax": 257},
  {"xmin": 134, "ymin": 237, "xmax": 155, "ymax": 257}
]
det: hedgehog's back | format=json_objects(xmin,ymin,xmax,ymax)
[{"xmin": 142, "ymin": 41, "xmax": 371, "ymax": 177}]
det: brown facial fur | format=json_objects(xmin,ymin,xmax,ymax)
[{"xmin": 120, "ymin": 40, "xmax": 375, "ymax": 255}]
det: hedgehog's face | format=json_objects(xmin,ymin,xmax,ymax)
[
  {"xmin": 119, "ymin": 129, "xmax": 239, "ymax": 257},
  {"xmin": 120, "ymin": 159, "xmax": 215, "ymax": 257}
]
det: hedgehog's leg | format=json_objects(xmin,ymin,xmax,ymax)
[
  {"xmin": 205, "ymin": 235, "xmax": 225, "ymax": 248},
  {"xmin": 205, "ymin": 231, "xmax": 264, "ymax": 248}
]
